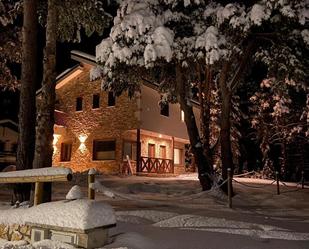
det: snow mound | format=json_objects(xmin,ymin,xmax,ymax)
[
  {"xmin": 0, "ymin": 200, "xmax": 116, "ymax": 231},
  {"xmin": 66, "ymin": 185, "xmax": 83, "ymax": 200}
]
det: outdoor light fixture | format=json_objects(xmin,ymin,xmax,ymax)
[
  {"xmin": 78, "ymin": 134, "xmax": 88, "ymax": 153},
  {"xmin": 53, "ymin": 134, "xmax": 61, "ymax": 145},
  {"xmin": 79, "ymin": 134, "xmax": 87, "ymax": 143}
]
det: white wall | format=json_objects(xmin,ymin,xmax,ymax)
[{"xmin": 140, "ymin": 85, "xmax": 200, "ymax": 140}]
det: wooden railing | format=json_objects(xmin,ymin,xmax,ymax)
[
  {"xmin": 139, "ymin": 156, "xmax": 174, "ymax": 174},
  {"xmin": 0, "ymin": 167, "xmax": 72, "ymax": 205}
]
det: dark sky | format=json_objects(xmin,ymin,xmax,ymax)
[{"xmin": 1, "ymin": 24, "xmax": 109, "ymax": 122}]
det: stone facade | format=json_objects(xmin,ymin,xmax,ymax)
[
  {"xmin": 52, "ymin": 63, "xmax": 188, "ymax": 175},
  {"xmin": 0, "ymin": 224, "xmax": 31, "ymax": 242},
  {"xmin": 53, "ymin": 65, "xmax": 139, "ymax": 173}
]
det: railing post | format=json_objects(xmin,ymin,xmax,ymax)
[
  {"xmin": 276, "ymin": 171, "xmax": 280, "ymax": 195},
  {"xmin": 227, "ymin": 168, "xmax": 232, "ymax": 208},
  {"xmin": 34, "ymin": 182, "xmax": 43, "ymax": 206},
  {"xmin": 301, "ymin": 170, "xmax": 305, "ymax": 189},
  {"xmin": 88, "ymin": 169, "xmax": 96, "ymax": 200}
]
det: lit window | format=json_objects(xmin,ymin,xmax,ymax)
[
  {"xmin": 181, "ymin": 110, "xmax": 185, "ymax": 122},
  {"xmin": 174, "ymin": 148, "xmax": 183, "ymax": 165},
  {"xmin": 93, "ymin": 140, "xmax": 116, "ymax": 160},
  {"xmin": 108, "ymin": 92, "xmax": 116, "ymax": 106},
  {"xmin": 92, "ymin": 94, "xmax": 100, "ymax": 109},
  {"xmin": 60, "ymin": 143, "xmax": 72, "ymax": 162},
  {"xmin": 76, "ymin": 97, "xmax": 83, "ymax": 111}
]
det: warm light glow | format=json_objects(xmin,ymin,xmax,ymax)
[
  {"xmin": 53, "ymin": 134, "xmax": 61, "ymax": 145},
  {"xmin": 79, "ymin": 143, "xmax": 87, "ymax": 153},
  {"xmin": 79, "ymin": 134, "xmax": 88, "ymax": 143},
  {"xmin": 159, "ymin": 134, "xmax": 162, "ymax": 138},
  {"xmin": 181, "ymin": 110, "xmax": 185, "ymax": 122}
]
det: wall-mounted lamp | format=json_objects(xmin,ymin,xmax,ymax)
[
  {"xmin": 79, "ymin": 134, "xmax": 88, "ymax": 143},
  {"xmin": 78, "ymin": 134, "xmax": 88, "ymax": 153},
  {"xmin": 53, "ymin": 134, "xmax": 61, "ymax": 145}
]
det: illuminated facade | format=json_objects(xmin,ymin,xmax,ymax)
[{"xmin": 52, "ymin": 51, "xmax": 199, "ymax": 175}]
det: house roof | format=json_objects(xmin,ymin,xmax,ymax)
[{"xmin": 0, "ymin": 119, "xmax": 18, "ymax": 132}]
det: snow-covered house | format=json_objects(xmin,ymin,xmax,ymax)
[
  {"xmin": 0, "ymin": 119, "xmax": 18, "ymax": 170},
  {"xmin": 52, "ymin": 50, "xmax": 199, "ymax": 175}
]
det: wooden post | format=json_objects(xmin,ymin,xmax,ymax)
[
  {"xmin": 301, "ymin": 170, "xmax": 305, "ymax": 189},
  {"xmin": 276, "ymin": 171, "xmax": 280, "ymax": 195},
  {"xmin": 88, "ymin": 169, "xmax": 95, "ymax": 200},
  {"xmin": 34, "ymin": 182, "xmax": 43, "ymax": 205},
  {"xmin": 136, "ymin": 128, "xmax": 141, "ymax": 174},
  {"xmin": 171, "ymin": 136, "xmax": 174, "ymax": 173},
  {"xmin": 227, "ymin": 168, "xmax": 232, "ymax": 208}
]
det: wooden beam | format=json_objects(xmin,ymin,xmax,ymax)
[
  {"xmin": 34, "ymin": 182, "xmax": 44, "ymax": 206},
  {"xmin": 0, "ymin": 173, "xmax": 72, "ymax": 184},
  {"xmin": 136, "ymin": 128, "xmax": 141, "ymax": 173}
]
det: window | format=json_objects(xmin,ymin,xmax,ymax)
[
  {"xmin": 174, "ymin": 148, "xmax": 183, "ymax": 165},
  {"xmin": 181, "ymin": 110, "xmax": 185, "ymax": 122},
  {"xmin": 76, "ymin": 97, "xmax": 83, "ymax": 111},
  {"xmin": 11, "ymin": 143, "xmax": 18, "ymax": 153},
  {"xmin": 160, "ymin": 103, "xmax": 169, "ymax": 117},
  {"xmin": 148, "ymin": 143, "xmax": 155, "ymax": 158},
  {"xmin": 0, "ymin": 141, "xmax": 4, "ymax": 152},
  {"xmin": 92, "ymin": 94, "xmax": 100, "ymax": 109},
  {"xmin": 60, "ymin": 143, "xmax": 72, "ymax": 162},
  {"xmin": 123, "ymin": 141, "xmax": 137, "ymax": 161},
  {"xmin": 159, "ymin": 145, "xmax": 166, "ymax": 159},
  {"xmin": 108, "ymin": 92, "xmax": 116, "ymax": 106},
  {"xmin": 93, "ymin": 140, "xmax": 116, "ymax": 160}
]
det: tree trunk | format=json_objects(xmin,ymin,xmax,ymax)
[
  {"xmin": 176, "ymin": 64, "xmax": 213, "ymax": 190},
  {"xmin": 32, "ymin": 0, "xmax": 57, "ymax": 203},
  {"xmin": 219, "ymin": 62, "xmax": 234, "ymax": 193},
  {"xmin": 199, "ymin": 65, "xmax": 212, "ymax": 160},
  {"xmin": 16, "ymin": 0, "xmax": 38, "ymax": 202}
]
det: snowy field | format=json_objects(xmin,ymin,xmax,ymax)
[{"xmin": 0, "ymin": 173, "xmax": 309, "ymax": 249}]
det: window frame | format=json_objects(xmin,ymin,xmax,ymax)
[
  {"xmin": 160, "ymin": 103, "xmax": 169, "ymax": 117},
  {"xmin": 107, "ymin": 92, "xmax": 116, "ymax": 107},
  {"xmin": 92, "ymin": 139, "xmax": 116, "ymax": 161},
  {"xmin": 92, "ymin": 94, "xmax": 100, "ymax": 109},
  {"xmin": 76, "ymin": 97, "xmax": 83, "ymax": 112},
  {"xmin": 60, "ymin": 143, "xmax": 72, "ymax": 162},
  {"xmin": 122, "ymin": 140, "xmax": 137, "ymax": 161}
]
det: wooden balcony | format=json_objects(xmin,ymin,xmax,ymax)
[{"xmin": 138, "ymin": 156, "xmax": 174, "ymax": 174}]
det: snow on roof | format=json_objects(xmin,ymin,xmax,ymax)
[
  {"xmin": 0, "ymin": 119, "xmax": 18, "ymax": 132},
  {"xmin": 0, "ymin": 167, "xmax": 72, "ymax": 179},
  {"xmin": 71, "ymin": 50, "xmax": 96, "ymax": 64},
  {"xmin": 0, "ymin": 199, "xmax": 116, "ymax": 231}
]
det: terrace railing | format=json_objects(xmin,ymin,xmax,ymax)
[{"xmin": 139, "ymin": 156, "xmax": 174, "ymax": 174}]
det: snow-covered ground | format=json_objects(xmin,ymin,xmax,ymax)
[{"xmin": 1, "ymin": 173, "xmax": 309, "ymax": 249}]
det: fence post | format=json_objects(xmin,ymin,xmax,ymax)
[
  {"xmin": 301, "ymin": 170, "xmax": 305, "ymax": 189},
  {"xmin": 275, "ymin": 171, "xmax": 280, "ymax": 195},
  {"xmin": 34, "ymin": 182, "xmax": 43, "ymax": 206},
  {"xmin": 88, "ymin": 169, "xmax": 96, "ymax": 200},
  {"xmin": 227, "ymin": 168, "xmax": 232, "ymax": 208}
]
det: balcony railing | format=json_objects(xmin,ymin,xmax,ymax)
[{"xmin": 138, "ymin": 156, "xmax": 174, "ymax": 174}]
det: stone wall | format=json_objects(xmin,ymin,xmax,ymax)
[
  {"xmin": 0, "ymin": 224, "xmax": 31, "ymax": 242},
  {"xmin": 53, "ymin": 65, "xmax": 140, "ymax": 174}
]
